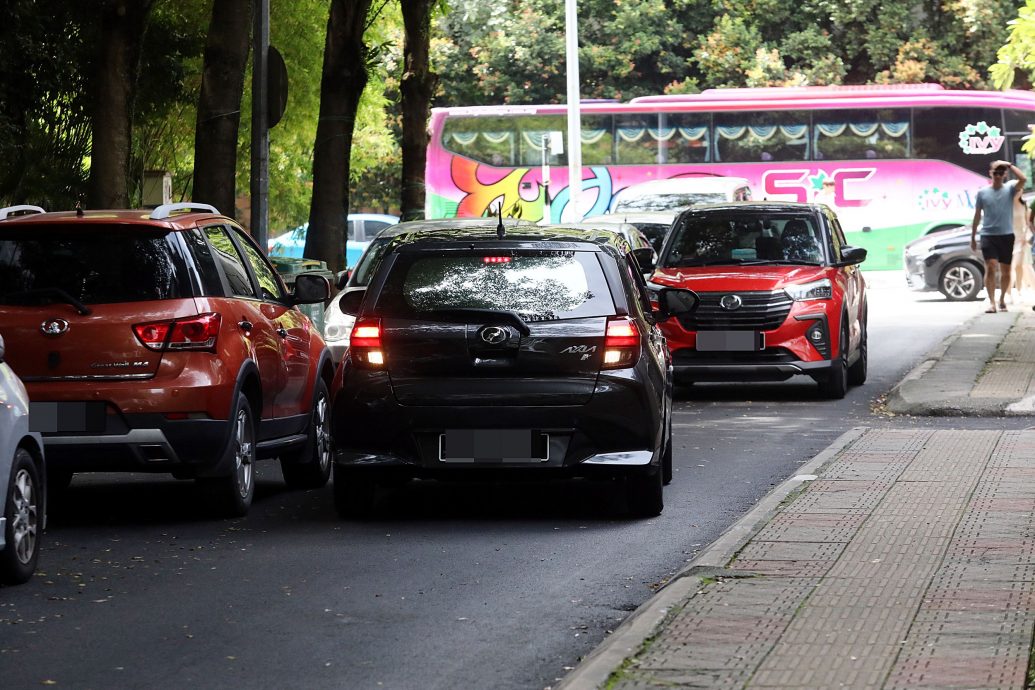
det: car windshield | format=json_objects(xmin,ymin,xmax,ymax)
[
  {"xmin": 662, "ymin": 214, "xmax": 824, "ymax": 267},
  {"xmin": 0, "ymin": 227, "xmax": 194, "ymax": 305},
  {"xmin": 615, "ymin": 192, "xmax": 726, "ymax": 212},
  {"xmin": 374, "ymin": 250, "xmax": 614, "ymax": 322}
]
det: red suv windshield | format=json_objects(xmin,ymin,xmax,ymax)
[{"xmin": 663, "ymin": 213, "xmax": 825, "ymax": 267}]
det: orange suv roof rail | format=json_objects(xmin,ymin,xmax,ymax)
[
  {"xmin": 149, "ymin": 202, "xmax": 219, "ymax": 220},
  {"xmin": 0, "ymin": 205, "xmax": 46, "ymax": 220}
]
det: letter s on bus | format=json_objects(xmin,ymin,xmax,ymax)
[{"xmin": 762, "ymin": 169, "xmax": 810, "ymax": 202}]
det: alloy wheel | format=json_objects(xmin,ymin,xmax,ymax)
[{"xmin": 11, "ymin": 468, "xmax": 38, "ymax": 565}]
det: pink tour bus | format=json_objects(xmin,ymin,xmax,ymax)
[{"xmin": 425, "ymin": 85, "xmax": 1035, "ymax": 270}]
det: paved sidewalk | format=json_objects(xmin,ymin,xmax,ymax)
[
  {"xmin": 558, "ymin": 310, "xmax": 1035, "ymax": 690},
  {"xmin": 887, "ymin": 309, "xmax": 1035, "ymax": 416}
]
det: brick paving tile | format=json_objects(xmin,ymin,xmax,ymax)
[{"xmin": 600, "ymin": 429, "xmax": 1035, "ymax": 690}]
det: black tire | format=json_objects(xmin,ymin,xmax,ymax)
[
  {"xmin": 939, "ymin": 260, "xmax": 983, "ymax": 301},
  {"xmin": 280, "ymin": 379, "xmax": 332, "ymax": 490},
  {"xmin": 819, "ymin": 322, "xmax": 849, "ymax": 399},
  {"xmin": 1, "ymin": 449, "xmax": 41, "ymax": 585},
  {"xmin": 333, "ymin": 466, "xmax": 377, "ymax": 519},
  {"xmin": 847, "ymin": 316, "xmax": 868, "ymax": 386},
  {"xmin": 200, "ymin": 394, "xmax": 256, "ymax": 518},
  {"xmin": 625, "ymin": 467, "xmax": 663, "ymax": 518}
]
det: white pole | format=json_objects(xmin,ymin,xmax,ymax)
[{"xmin": 564, "ymin": 0, "xmax": 582, "ymax": 222}]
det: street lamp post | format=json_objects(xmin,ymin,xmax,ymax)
[{"xmin": 564, "ymin": 0, "xmax": 582, "ymax": 222}]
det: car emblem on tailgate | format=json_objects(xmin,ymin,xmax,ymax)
[
  {"xmin": 478, "ymin": 325, "xmax": 509, "ymax": 345},
  {"xmin": 719, "ymin": 294, "xmax": 743, "ymax": 311},
  {"xmin": 40, "ymin": 318, "xmax": 69, "ymax": 336}
]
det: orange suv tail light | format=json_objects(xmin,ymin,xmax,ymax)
[
  {"xmin": 350, "ymin": 317, "xmax": 385, "ymax": 368},
  {"xmin": 602, "ymin": 316, "xmax": 640, "ymax": 369},
  {"xmin": 134, "ymin": 313, "xmax": 221, "ymax": 351}
]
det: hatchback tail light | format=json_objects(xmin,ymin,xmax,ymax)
[
  {"xmin": 134, "ymin": 313, "xmax": 221, "ymax": 351},
  {"xmin": 350, "ymin": 317, "xmax": 385, "ymax": 368},
  {"xmin": 602, "ymin": 316, "xmax": 640, "ymax": 369}
]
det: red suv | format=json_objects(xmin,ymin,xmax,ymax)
[
  {"xmin": 645, "ymin": 202, "xmax": 868, "ymax": 398},
  {"xmin": 0, "ymin": 203, "xmax": 334, "ymax": 516}
]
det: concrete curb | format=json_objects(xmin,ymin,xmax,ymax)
[
  {"xmin": 884, "ymin": 310, "xmax": 1020, "ymax": 416},
  {"xmin": 556, "ymin": 426, "xmax": 869, "ymax": 690}
]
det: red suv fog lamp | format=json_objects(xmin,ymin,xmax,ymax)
[
  {"xmin": 602, "ymin": 316, "xmax": 640, "ymax": 369},
  {"xmin": 350, "ymin": 317, "xmax": 385, "ymax": 368},
  {"xmin": 134, "ymin": 313, "xmax": 221, "ymax": 351}
]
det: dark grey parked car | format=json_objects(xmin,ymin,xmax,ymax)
[{"xmin": 903, "ymin": 225, "xmax": 985, "ymax": 301}]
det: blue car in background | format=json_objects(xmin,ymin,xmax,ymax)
[{"xmin": 268, "ymin": 213, "xmax": 399, "ymax": 268}]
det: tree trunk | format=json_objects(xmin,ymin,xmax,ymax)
[
  {"xmin": 306, "ymin": 0, "xmax": 373, "ymax": 273},
  {"xmin": 87, "ymin": 0, "xmax": 154, "ymax": 209},
  {"xmin": 399, "ymin": 0, "xmax": 438, "ymax": 222},
  {"xmin": 192, "ymin": 0, "xmax": 252, "ymax": 217}
]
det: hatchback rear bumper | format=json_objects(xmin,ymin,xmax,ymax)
[{"xmin": 331, "ymin": 370, "xmax": 664, "ymax": 474}]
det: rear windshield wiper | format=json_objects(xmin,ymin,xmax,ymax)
[
  {"xmin": 426, "ymin": 308, "xmax": 531, "ymax": 336},
  {"xmin": 1, "ymin": 287, "xmax": 92, "ymax": 315}
]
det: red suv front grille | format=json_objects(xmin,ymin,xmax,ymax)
[{"xmin": 677, "ymin": 290, "xmax": 793, "ymax": 331}]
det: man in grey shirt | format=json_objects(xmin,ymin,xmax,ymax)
[{"xmin": 971, "ymin": 159, "xmax": 1026, "ymax": 312}]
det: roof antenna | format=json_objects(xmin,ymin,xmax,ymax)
[{"xmin": 496, "ymin": 203, "xmax": 506, "ymax": 238}]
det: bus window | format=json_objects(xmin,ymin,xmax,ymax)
[
  {"xmin": 664, "ymin": 112, "xmax": 710, "ymax": 164},
  {"xmin": 714, "ymin": 111, "xmax": 809, "ymax": 162},
  {"xmin": 1004, "ymin": 109, "xmax": 1035, "ymax": 135},
  {"xmin": 615, "ymin": 114, "xmax": 659, "ymax": 165},
  {"xmin": 517, "ymin": 115, "xmax": 568, "ymax": 166},
  {"xmin": 442, "ymin": 116, "xmax": 518, "ymax": 166},
  {"xmin": 813, "ymin": 109, "xmax": 909, "ymax": 160},
  {"xmin": 581, "ymin": 114, "xmax": 615, "ymax": 166},
  {"xmin": 913, "ymin": 106, "xmax": 1005, "ymax": 176}
]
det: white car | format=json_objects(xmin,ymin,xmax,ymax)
[
  {"xmin": 0, "ymin": 332, "xmax": 45, "ymax": 585},
  {"xmin": 582, "ymin": 211, "xmax": 680, "ymax": 253},
  {"xmin": 610, "ymin": 176, "xmax": 752, "ymax": 213}
]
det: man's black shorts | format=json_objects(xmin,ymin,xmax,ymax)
[{"xmin": 980, "ymin": 234, "xmax": 1014, "ymax": 264}]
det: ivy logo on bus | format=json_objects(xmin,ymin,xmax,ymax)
[{"xmin": 958, "ymin": 121, "xmax": 1004, "ymax": 155}]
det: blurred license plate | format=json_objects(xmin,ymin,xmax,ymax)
[
  {"xmin": 696, "ymin": 331, "xmax": 764, "ymax": 352},
  {"xmin": 440, "ymin": 429, "xmax": 548, "ymax": 462},
  {"xmin": 29, "ymin": 401, "xmax": 107, "ymax": 433}
]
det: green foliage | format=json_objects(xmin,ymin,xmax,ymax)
[{"xmin": 992, "ymin": 0, "xmax": 1035, "ymax": 90}]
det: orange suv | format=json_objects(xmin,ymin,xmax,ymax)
[{"xmin": 0, "ymin": 203, "xmax": 334, "ymax": 516}]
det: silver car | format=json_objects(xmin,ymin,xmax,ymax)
[{"xmin": 0, "ymin": 332, "xmax": 45, "ymax": 585}]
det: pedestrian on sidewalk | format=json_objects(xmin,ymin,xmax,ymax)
[
  {"xmin": 971, "ymin": 159, "xmax": 1026, "ymax": 313},
  {"xmin": 1012, "ymin": 194, "xmax": 1035, "ymax": 301}
]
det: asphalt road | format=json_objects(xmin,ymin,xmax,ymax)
[{"xmin": 1, "ymin": 271, "xmax": 1027, "ymax": 690}]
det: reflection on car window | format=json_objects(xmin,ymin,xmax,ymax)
[
  {"xmin": 0, "ymin": 226, "xmax": 192, "ymax": 304},
  {"xmin": 664, "ymin": 214, "xmax": 822, "ymax": 266},
  {"xmin": 616, "ymin": 193, "xmax": 725, "ymax": 213},
  {"xmin": 377, "ymin": 251, "xmax": 614, "ymax": 321},
  {"xmin": 234, "ymin": 229, "xmax": 284, "ymax": 301},
  {"xmin": 352, "ymin": 238, "xmax": 391, "ymax": 286},
  {"xmin": 204, "ymin": 227, "xmax": 255, "ymax": 297}
]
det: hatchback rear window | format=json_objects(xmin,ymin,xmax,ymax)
[
  {"xmin": 0, "ymin": 226, "xmax": 194, "ymax": 305},
  {"xmin": 376, "ymin": 250, "xmax": 614, "ymax": 321}
]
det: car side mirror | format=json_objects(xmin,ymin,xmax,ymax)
[
  {"xmin": 631, "ymin": 247, "xmax": 656, "ymax": 273},
  {"xmin": 292, "ymin": 273, "xmax": 331, "ymax": 305},
  {"xmin": 653, "ymin": 287, "xmax": 699, "ymax": 321},
  {"xmin": 337, "ymin": 287, "xmax": 367, "ymax": 317},
  {"xmin": 839, "ymin": 246, "xmax": 867, "ymax": 266},
  {"xmin": 335, "ymin": 269, "xmax": 351, "ymax": 290}
]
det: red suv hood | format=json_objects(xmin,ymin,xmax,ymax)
[{"xmin": 651, "ymin": 265, "xmax": 829, "ymax": 291}]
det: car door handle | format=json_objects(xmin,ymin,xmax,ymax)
[
  {"xmin": 238, "ymin": 320, "xmax": 253, "ymax": 331},
  {"xmin": 276, "ymin": 327, "xmax": 288, "ymax": 338}
]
